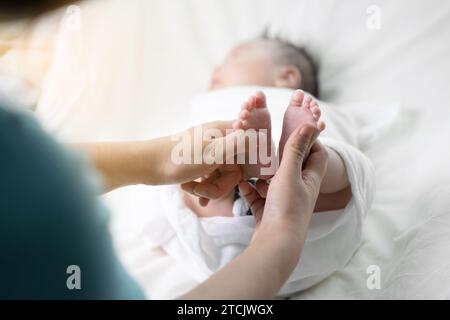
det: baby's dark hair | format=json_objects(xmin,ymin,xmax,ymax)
[{"xmin": 257, "ymin": 36, "xmax": 319, "ymax": 97}]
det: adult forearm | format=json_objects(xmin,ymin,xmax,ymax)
[
  {"xmin": 73, "ymin": 139, "xmax": 167, "ymax": 192},
  {"xmin": 72, "ymin": 121, "xmax": 236, "ymax": 193}
]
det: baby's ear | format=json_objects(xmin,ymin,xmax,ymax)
[{"xmin": 274, "ymin": 66, "xmax": 301, "ymax": 89}]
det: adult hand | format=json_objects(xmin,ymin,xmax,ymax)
[
  {"xmin": 239, "ymin": 125, "xmax": 328, "ymax": 243},
  {"xmin": 179, "ymin": 120, "xmax": 260, "ymax": 206},
  {"xmin": 77, "ymin": 120, "xmax": 250, "ymax": 192},
  {"xmin": 163, "ymin": 121, "xmax": 249, "ymax": 185},
  {"xmin": 182, "ymin": 124, "xmax": 329, "ymax": 300},
  {"xmin": 181, "ymin": 164, "xmax": 242, "ymax": 207}
]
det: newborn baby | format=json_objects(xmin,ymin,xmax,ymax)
[
  {"xmin": 209, "ymin": 38, "xmax": 318, "ymax": 95},
  {"xmin": 144, "ymin": 38, "xmax": 375, "ymax": 295},
  {"xmin": 184, "ymin": 38, "xmax": 351, "ymax": 218}
]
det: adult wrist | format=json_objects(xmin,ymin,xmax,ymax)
[
  {"xmin": 250, "ymin": 228, "xmax": 303, "ymax": 279},
  {"xmin": 253, "ymin": 212, "xmax": 313, "ymax": 250}
]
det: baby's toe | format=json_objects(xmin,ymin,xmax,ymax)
[
  {"xmin": 232, "ymin": 120, "xmax": 244, "ymax": 130},
  {"xmin": 240, "ymin": 120, "xmax": 250, "ymax": 129},
  {"xmin": 303, "ymin": 95, "xmax": 312, "ymax": 108},
  {"xmin": 317, "ymin": 120, "xmax": 326, "ymax": 132},
  {"xmin": 239, "ymin": 109, "xmax": 251, "ymax": 120},
  {"xmin": 253, "ymin": 91, "xmax": 267, "ymax": 108},
  {"xmin": 246, "ymin": 97, "xmax": 256, "ymax": 111},
  {"xmin": 290, "ymin": 90, "xmax": 305, "ymax": 107},
  {"xmin": 241, "ymin": 96, "xmax": 254, "ymax": 111},
  {"xmin": 311, "ymin": 106, "xmax": 321, "ymax": 119}
]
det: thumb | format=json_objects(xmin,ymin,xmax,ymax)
[
  {"xmin": 302, "ymin": 141, "xmax": 329, "ymax": 189},
  {"xmin": 209, "ymin": 129, "xmax": 248, "ymax": 163},
  {"xmin": 278, "ymin": 125, "xmax": 315, "ymax": 174}
]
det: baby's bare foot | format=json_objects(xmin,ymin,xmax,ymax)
[
  {"xmin": 279, "ymin": 90, "xmax": 325, "ymax": 162},
  {"xmin": 232, "ymin": 91, "xmax": 275, "ymax": 179}
]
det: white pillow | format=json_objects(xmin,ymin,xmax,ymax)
[{"xmin": 268, "ymin": 0, "xmax": 450, "ymax": 112}]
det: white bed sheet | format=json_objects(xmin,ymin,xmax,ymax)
[
  {"xmin": 268, "ymin": 0, "xmax": 450, "ymax": 299},
  {"xmin": 2, "ymin": 0, "xmax": 449, "ymax": 299}
]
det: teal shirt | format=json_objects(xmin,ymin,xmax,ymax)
[{"xmin": 0, "ymin": 105, "xmax": 145, "ymax": 299}]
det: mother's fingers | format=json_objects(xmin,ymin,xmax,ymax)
[
  {"xmin": 255, "ymin": 179, "xmax": 269, "ymax": 198},
  {"xmin": 238, "ymin": 181, "xmax": 265, "ymax": 224},
  {"xmin": 279, "ymin": 125, "xmax": 315, "ymax": 174},
  {"xmin": 214, "ymin": 129, "xmax": 249, "ymax": 162},
  {"xmin": 181, "ymin": 165, "xmax": 242, "ymax": 200},
  {"xmin": 180, "ymin": 182, "xmax": 210, "ymax": 206},
  {"xmin": 302, "ymin": 141, "xmax": 328, "ymax": 189},
  {"xmin": 181, "ymin": 181, "xmax": 199, "ymax": 195}
]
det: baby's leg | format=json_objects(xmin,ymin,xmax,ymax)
[
  {"xmin": 232, "ymin": 91, "xmax": 276, "ymax": 179},
  {"xmin": 279, "ymin": 90, "xmax": 351, "ymax": 211},
  {"xmin": 279, "ymin": 90, "xmax": 325, "ymax": 162}
]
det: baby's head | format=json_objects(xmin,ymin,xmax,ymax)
[{"xmin": 210, "ymin": 38, "xmax": 318, "ymax": 96}]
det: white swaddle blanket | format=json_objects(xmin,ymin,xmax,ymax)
[{"xmin": 144, "ymin": 87, "xmax": 375, "ymax": 295}]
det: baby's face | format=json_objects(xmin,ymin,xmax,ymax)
[{"xmin": 209, "ymin": 42, "xmax": 278, "ymax": 91}]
